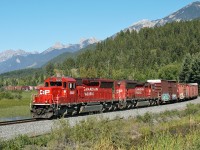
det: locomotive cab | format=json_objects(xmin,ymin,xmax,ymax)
[{"xmin": 31, "ymin": 77, "xmax": 77, "ymax": 118}]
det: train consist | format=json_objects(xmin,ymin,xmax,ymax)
[{"xmin": 30, "ymin": 77, "xmax": 198, "ymax": 118}]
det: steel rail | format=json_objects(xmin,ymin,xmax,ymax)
[{"xmin": 0, "ymin": 118, "xmax": 38, "ymax": 126}]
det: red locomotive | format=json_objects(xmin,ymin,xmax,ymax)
[{"xmin": 31, "ymin": 77, "xmax": 199, "ymax": 118}]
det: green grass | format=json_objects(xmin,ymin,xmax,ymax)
[
  {"xmin": 0, "ymin": 91, "xmax": 36, "ymax": 119},
  {"xmin": 1, "ymin": 103, "xmax": 200, "ymax": 150}
]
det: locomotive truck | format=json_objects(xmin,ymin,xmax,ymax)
[{"xmin": 30, "ymin": 77, "xmax": 198, "ymax": 118}]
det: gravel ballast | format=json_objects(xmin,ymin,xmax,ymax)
[{"xmin": 0, "ymin": 97, "xmax": 200, "ymax": 141}]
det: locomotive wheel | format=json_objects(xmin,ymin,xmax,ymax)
[
  {"xmin": 132, "ymin": 101, "xmax": 137, "ymax": 108},
  {"xmin": 153, "ymin": 100, "xmax": 157, "ymax": 105},
  {"xmin": 156, "ymin": 100, "xmax": 162, "ymax": 105},
  {"xmin": 72, "ymin": 110, "xmax": 78, "ymax": 116},
  {"xmin": 101, "ymin": 106, "xmax": 106, "ymax": 112},
  {"xmin": 127, "ymin": 103, "xmax": 132, "ymax": 109},
  {"xmin": 113, "ymin": 104, "xmax": 117, "ymax": 111},
  {"xmin": 118, "ymin": 104, "xmax": 123, "ymax": 110},
  {"xmin": 149, "ymin": 100, "xmax": 153, "ymax": 106},
  {"xmin": 156, "ymin": 100, "xmax": 159, "ymax": 105},
  {"xmin": 108, "ymin": 105, "xmax": 113, "ymax": 111}
]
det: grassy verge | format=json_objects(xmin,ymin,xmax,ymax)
[
  {"xmin": 0, "ymin": 91, "xmax": 36, "ymax": 119},
  {"xmin": 1, "ymin": 103, "xmax": 200, "ymax": 149}
]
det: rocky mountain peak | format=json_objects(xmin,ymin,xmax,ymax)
[
  {"xmin": 128, "ymin": 19, "xmax": 157, "ymax": 32},
  {"xmin": 43, "ymin": 37, "xmax": 99, "ymax": 54},
  {"xmin": 156, "ymin": 1, "xmax": 200, "ymax": 26},
  {"xmin": 79, "ymin": 37, "xmax": 98, "ymax": 48},
  {"xmin": 52, "ymin": 42, "xmax": 66, "ymax": 49},
  {"xmin": 0, "ymin": 49, "xmax": 30, "ymax": 63},
  {"xmin": 0, "ymin": 37, "xmax": 98, "ymax": 74},
  {"xmin": 79, "ymin": 37, "xmax": 98, "ymax": 44},
  {"xmin": 126, "ymin": 1, "xmax": 200, "ymax": 32}
]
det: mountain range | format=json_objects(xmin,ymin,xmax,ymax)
[
  {"xmin": 124, "ymin": 1, "xmax": 200, "ymax": 32},
  {"xmin": 0, "ymin": 38, "xmax": 98, "ymax": 74},
  {"xmin": 1, "ymin": 1, "xmax": 200, "ymax": 74}
]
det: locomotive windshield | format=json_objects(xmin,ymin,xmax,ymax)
[{"xmin": 50, "ymin": 82, "xmax": 62, "ymax": 86}]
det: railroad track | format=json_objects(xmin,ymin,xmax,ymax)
[
  {"xmin": 0, "ymin": 98, "xmax": 198, "ymax": 127},
  {"xmin": 0, "ymin": 98, "xmax": 200, "ymax": 140},
  {"xmin": 0, "ymin": 118, "xmax": 38, "ymax": 126}
]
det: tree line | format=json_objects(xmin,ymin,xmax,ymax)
[
  {"xmin": 57, "ymin": 20, "xmax": 200, "ymax": 82},
  {"xmin": 0, "ymin": 20, "xmax": 200, "ymax": 91}
]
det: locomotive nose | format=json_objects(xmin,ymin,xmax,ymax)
[{"xmin": 33, "ymin": 87, "xmax": 53, "ymax": 104}]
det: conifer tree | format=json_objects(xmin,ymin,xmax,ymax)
[
  {"xmin": 45, "ymin": 63, "xmax": 55, "ymax": 77},
  {"xmin": 179, "ymin": 53, "xmax": 192, "ymax": 83},
  {"xmin": 190, "ymin": 53, "xmax": 200, "ymax": 85}
]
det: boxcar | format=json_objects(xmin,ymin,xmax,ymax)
[
  {"xmin": 188, "ymin": 83, "xmax": 198, "ymax": 99},
  {"xmin": 147, "ymin": 80, "xmax": 178, "ymax": 103},
  {"xmin": 168, "ymin": 80, "xmax": 178, "ymax": 101}
]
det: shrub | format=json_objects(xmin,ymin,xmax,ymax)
[
  {"xmin": 185, "ymin": 103, "xmax": 200, "ymax": 116},
  {"xmin": 15, "ymin": 94, "xmax": 22, "ymax": 100},
  {"xmin": 0, "ymin": 91, "xmax": 14, "ymax": 100},
  {"xmin": 136, "ymin": 112, "xmax": 153, "ymax": 124},
  {"xmin": 0, "ymin": 135, "xmax": 32, "ymax": 150},
  {"xmin": 0, "ymin": 91, "xmax": 23, "ymax": 100}
]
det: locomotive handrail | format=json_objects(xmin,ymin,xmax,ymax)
[{"xmin": 30, "ymin": 94, "xmax": 36, "ymax": 109}]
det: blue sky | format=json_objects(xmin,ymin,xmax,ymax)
[{"xmin": 0, "ymin": 0, "xmax": 198, "ymax": 52}]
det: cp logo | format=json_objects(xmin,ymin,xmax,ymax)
[{"xmin": 40, "ymin": 90, "xmax": 50, "ymax": 95}]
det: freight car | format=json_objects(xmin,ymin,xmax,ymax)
[
  {"xmin": 30, "ymin": 77, "xmax": 199, "ymax": 118},
  {"xmin": 147, "ymin": 80, "xmax": 178, "ymax": 103}
]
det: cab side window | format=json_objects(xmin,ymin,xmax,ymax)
[
  {"xmin": 68, "ymin": 83, "xmax": 76, "ymax": 90},
  {"xmin": 73, "ymin": 83, "xmax": 76, "ymax": 89},
  {"xmin": 69, "ymin": 83, "xmax": 72, "ymax": 89},
  {"xmin": 45, "ymin": 82, "xmax": 49, "ymax": 87},
  {"xmin": 63, "ymin": 82, "xmax": 67, "ymax": 88}
]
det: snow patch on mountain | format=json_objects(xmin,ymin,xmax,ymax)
[
  {"xmin": 16, "ymin": 58, "xmax": 20, "ymax": 63},
  {"xmin": 169, "ymin": 14, "xmax": 175, "ymax": 19},
  {"xmin": 43, "ymin": 37, "xmax": 98, "ymax": 54},
  {"xmin": 0, "ymin": 50, "xmax": 31, "ymax": 63},
  {"xmin": 43, "ymin": 42, "xmax": 71, "ymax": 54},
  {"xmin": 27, "ymin": 62, "xmax": 37, "ymax": 68},
  {"xmin": 79, "ymin": 37, "xmax": 98, "ymax": 49},
  {"xmin": 126, "ymin": 19, "xmax": 157, "ymax": 32}
]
